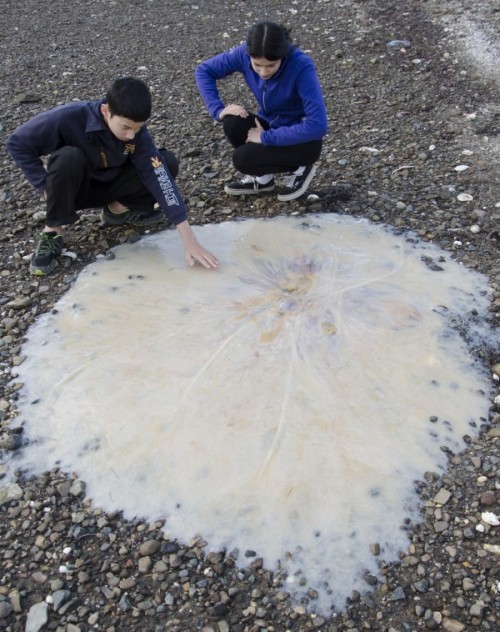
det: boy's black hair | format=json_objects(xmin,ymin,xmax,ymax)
[
  {"xmin": 246, "ymin": 21, "xmax": 292, "ymax": 61},
  {"xmin": 106, "ymin": 77, "xmax": 152, "ymax": 122}
]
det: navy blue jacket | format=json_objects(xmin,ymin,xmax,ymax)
[
  {"xmin": 6, "ymin": 99, "xmax": 186, "ymax": 225},
  {"xmin": 195, "ymin": 43, "xmax": 328, "ymax": 146}
]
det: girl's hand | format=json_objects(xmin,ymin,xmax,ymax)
[
  {"xmin": 246, "ymin": 118, "xmax": 264, "ymax": 144},
  {"xmin": 219, "ymin": 104, "xmax": 249, "ymax": 120}
]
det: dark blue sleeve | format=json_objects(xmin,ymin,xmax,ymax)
[
  {"xmin": 6, "ymin": 109, "xmax": 66, "ymax": 191},
  {"xmin": 131, "ymin": 129, "xmax": 187, "ymax": 226}
]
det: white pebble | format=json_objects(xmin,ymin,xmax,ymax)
[
  {"xmin": 461, "ymin": 149, "xmax": 474, "ymax": 155},
  {"xmin": 476, "ymin": 524, "xmax": 485, "ymax": 532},
  {"xmin": 454, "ymin": 165, "xmax": 469, "ymax": 172},
  {"xmin": 457, "ymin": 193, "xmax": 473, "ymax": 202},
  {"xmin": 481, "ymin": 512, "xmax": 499, "ymax": 526},
  {"xmin": 469, "ymin": 225, "xmax": 480, "ymax": 234}
]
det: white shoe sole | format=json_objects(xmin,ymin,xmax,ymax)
[
  {"xmin": 277, "ymin": 166, "xmax": 317, "ymax": 202},
  {"xmin": 224, "ymin": 184, "xmax": 275, "ymax": 195}
]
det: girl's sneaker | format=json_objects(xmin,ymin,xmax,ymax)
[
  {"xmin": 278, "ymin": 165, "xmax": 317, "ymax": 201},
  {"xmin": 224, "ymin": 175, "xmax": 275, "ymax": 195}
]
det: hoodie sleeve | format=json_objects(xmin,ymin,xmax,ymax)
[
  {"xmin": 261, "ymin": 58, "xmax": 328, "ymax": 147},
  {"xmin": 131, "ymin": 129, "xmax": 187, "ymax": 226},
  {"xmin": 195, "ymin": 44, "xmax": 246, "ymax": 122},
  {"xmin": 6, "ymin": 109, "xmax": 68, "ymax": 191}
]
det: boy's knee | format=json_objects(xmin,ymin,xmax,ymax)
[
  {"xmin": 47, "ymin": 146, "xmax": 86, "ymax": 173},
  {"xmin": 159, "ymin": 149, "xmax": 179, "ymax": 179}
]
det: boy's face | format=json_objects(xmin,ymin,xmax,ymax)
[{"xmin": 100, "ymin": 103, "xmax": 146, "ymax": 142}]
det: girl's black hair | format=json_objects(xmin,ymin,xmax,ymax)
[
  {"xmin": 106, "ymin": 77, "xmax": 152, "ymax": 122},
  {"xmin": 246, "ymin": 21, "xmax": 292, "ymax": 61}
]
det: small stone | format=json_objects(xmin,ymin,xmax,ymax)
[
  {"xmin": 370, "ymin": 542, "xmax": 380, "ymax": 555},
  {"xmin": 434, "ymin": 521, "xmax": 448, "ymax": 533},
  {"xmin": 69, "ymin": 480, "xmax": 86, "ymax": 497},
  {"xmin": 462, "ymin": 577, "xmax": 475, "ymax": 591},
  {"xmin": 118, "ymin": 595, "xmax": 132, "ymax": 611},
  {"xmin": 25, "ymin": 601, "xmax": 48, "ymax": 632},
  {"xmin": 313, "ymin": 616, "xmax": 326, "ymax": 628},
  {"xmin": 212, "ymin": 602, "xmax": 226, "ymax": 617},
  {"xmin": 139, "ymin": 539, "xmax": 161, "ymax": 556},
  {"xmin": 138, "ymin": 556, "xmax": 152, "ymax": 573},
  {"xmin": 389, "ymin": 586, "xmax": 406, "ymax": 601},
  {"xmin": 433, "ymin": 488, "xmax": 452, "ymax": 505},
  {"xmin": 119, "ymin": 577, "xmax": 136, "ymax": 590},
  {"xmin": 480, "ymin": 490, "xmax": 496, "ymax": 505},
  {"xmin": 413, "ymin": 580, "xmax": 429, "ymax": 593},
  {"xmin": 469, "ymin": 602, "xmax": 484, "ymax": 617},
  {"xmin": 481, "ymin": 511, "xmax": 499, "ymax": 526},
  {"xmin": 88, "ymin": 612, "xmax": 99, "ymax": 625},
  {"xmin": 442, "ymin": 618, "xmax": 466, "ymax": 632},
  {"xmin": 0, "ymin": 483, "xmax": 23, "ymax": 506},
  {"xmin": 52, "ymin": 589, "xmax": 71, "ymax": 611}
]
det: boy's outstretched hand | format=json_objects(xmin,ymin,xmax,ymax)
[{"xmin": 176, "ymin": 220, "xmax": 219, "ymax": 269}]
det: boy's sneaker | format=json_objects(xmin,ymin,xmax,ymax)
[
  {"xmin": 224, "ymin": 175, "xmax": 275, "ymax": 196},
  {"xmin": 31, "ymin": 231, "xmax": 64, "ymax": 276},
  {"xmin": 277, "ymin": 165, "xmax": 317, "ymax": 202},
  {"xmin": 100, "ymin": 205, "xmax": 166, "ymax": 227}
]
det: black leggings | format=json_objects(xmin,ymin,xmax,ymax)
[
  {"xmin": 44, "ymin": 146, "xmax": 179, "ymax": 227},
  {"xmin": 223, "ymin": 114, "xmax": 322, "ymax": 177}
]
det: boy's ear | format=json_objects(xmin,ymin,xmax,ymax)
[{"xmin": 100, "ymin": 103, "xmax": 110, "ymax": 117}]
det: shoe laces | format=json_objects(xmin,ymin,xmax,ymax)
[
  {"xmin": 37, "ymin": 232, "xmax": 61, "ymax": 255},
  {"xmin": 282, "ymin": 174, "xmax": 297, "ymax": 188},
  {"xmin": 120, "ymin": 209, "xmax": 144, "ymax": 222},
  {"xmin": 240, "ymin": 175, "xmax": 258, "ymax": 185}
]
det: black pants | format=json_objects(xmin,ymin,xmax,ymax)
[
  {"xmin": 44, "ymin": 146, "xmax": 179, "ymax": 227},
  {"xmin": 223, "ymin": 114, "xmax": 322, "ymax": 177}
]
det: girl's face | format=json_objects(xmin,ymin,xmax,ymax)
[{"xmin": 250, "ymin": 56, "xmax": 282, "ymax": 80}]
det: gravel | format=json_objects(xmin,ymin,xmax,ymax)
[{"xmin": 0, "ymin": 0, "xmax": 499, "ymax": 630}]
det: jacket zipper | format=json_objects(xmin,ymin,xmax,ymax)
[
  {"xmin": 262, "ymin": 81, "xmax": 268, "ymax": 114},
  {"xmin": 100, "ymin": 149, "xmax": 108, "ymax": 168}
]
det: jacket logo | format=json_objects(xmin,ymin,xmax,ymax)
[
  {"xmin": 124, "ymin": 143, "xmax": 136, "ymax": 155},
  {"xmin": 151, "ymin": 155, "xmax": 179, "ymax": 207}
]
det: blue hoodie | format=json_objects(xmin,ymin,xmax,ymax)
[
  {"xmin": 6, "ymin": 99, "xmax": 186, "ymax": 225},
  {"xmin": 195, "ymin": 43, "xmax": 328, "ymax": 146}
]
